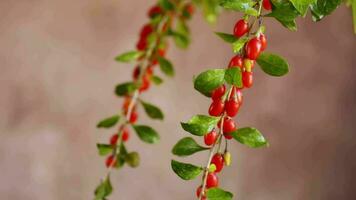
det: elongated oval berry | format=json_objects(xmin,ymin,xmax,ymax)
[
  {"xmin": 148, "ymin": 5, "xmax": 162, "ymax": 18},
  {"xmin": 139, "ymin": 74, "xmax": 151, "ymax": 92},
  {"xmin": 140, "ymin": 24, "xmax": 153, "ymax": 38},
  {"xmin": 133, "ymin": 66, "xmax": 140, "ymax": 80},
  {"xmin": 196, "ymin": 186, "xmax": 207, "ymax": 200},
  {"xmin": 211, "ymin": 153, "xmax": 224, "ymax": 173},
  {"xmin": 211, "ymin": 85, "xmax": 226, "ymax": 101},
  {"xmin": 110, "ymin": 134, "xmax": 119, "ymax": 146},
  {"xmin": 259, "ymin": 33, "xmax": 267, "ymax": 51},
  {"xmin": 122, "ymin": 128, "xmax": 130, "ymax": 142},
  {"xmin": 106, "ymin": 155, "xmax": 116, "ymax": 168},
  {"xmin": 129, "ymin": 111, "xmax": 138, "ymax": 124},
  {"xmin": 224, "ymin": 132, "xmax": 233, "ymax": 140},
  {"xmin": 233, "ymin": 19, "xmax": 249, "ymax": 38},
  {"xmin": 204, "ymin": 130, "xmax": 218, "ymax": 146},
  {"xmin": 242, "ymin": 71, "xmax": 253, "ymax": 88},
  {"xmin": 208, "ymin": 100, "xmax": 225, "ymax": 117},
  {"xmin": 263, "ymin": 0, "xmax": 272, "ymax": 11},
  {"xmin": 206, "ymin": 173, "xmax": 219, "ymax": 188},
  {"xmin": 225, "ymin": 99, "xmax": 240, "ymax": 117},
  {"xmin": 136, "ymin": 38, "xmax": 147, "ymax": 51},
  {"xmin": 228, "ymin": 55, "xmax": 243, "ymax": 68},
  {"xmin": 245, "ymin": 38, "xmax": 262, "ymax": 60},
  {"xmin": 223, "ymin": 118, "xmax": 236, "ymax": 133},
  {"xmin": 224, "ymin": 152, "xmax": 232, "ymax": 166}
]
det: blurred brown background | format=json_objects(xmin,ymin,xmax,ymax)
[{"xmin": 1, "ymin": 0, "xmax": 356, "ymax": 200}]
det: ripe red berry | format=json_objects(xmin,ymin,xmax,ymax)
[
  {"xmin": 228, "ymin": 55, "xmax": 243, "ymax": 68},
  {"xmin": 211, "ymin": 153, "xmax": 224, "ymax": 173},
  {"xmin": 245, "ymin": 38, "xmax": 262, "ymax": 60},
  {"xmin": 148, "ymin": 5, "xmax": 162, "ymax": 18},
  {"xmin": 225, "ymin": 99, "xmax": 240, "ymax": 117},
  {"xmin": 263, "ymin": 0, "xmax": 272, "ymax": 11},
  {"xmin": 206, "ymin": 173, "xmax": 219, "ymax": 188},
  {"xmin": 211, "ymin": 85, "xmax": 226, "ymax": 101},
  {"xmin": 122, "ymin": 128, "xmax": 130, "ymax": 142},
  {"xmin": 106, "ymin": 155, "xmax": 116, "ymax": 168},
  {"xmin": 196, "ymin": 186, "xmax": 206, "ymax": 200},
  {"xmin": 224, "ymin": 132, "xmax": 233, "ymax": 140},
  {"xmin": 139, "ymin": 74, "xmax": 151, "ymax": 92},
  {"xmin": 185, "ymin": 3, "xmax": 195, "ymax": 16},
  {"xmin": 136, "ymin": 38, "xmax": 147, "ymax": 51},
  {"xmin": 242, "ymin": 71, "xmax": 253, "ymax": 88},
  {"xmin": 129, "ymin": 111, "xmax": 138, "ymax": 124},
  {"xmin": 208, "ymin": 100, "xmax": 225, "ymax": 117},
  {"xmin": 110, "ymin": 134, "xmax": 119, "ymax": 146},
  {"xmin": 140, "ymin": 24, "xmax": 153, "ymax": 38},
  {"xmin": 259, "ymin": 33, "xmax": 267, "ymax": 51},
  {"xmin": 223, "ymin": 118, "xmax": 236, "ymax": 133},
  {"xmin": 204, "ymin": 130, "xmax": 218, "ymax": 146},
  {"xmin": 133, "ymin": 66, "xmax": 140, "ymax": 80},
  {"xmin": 233, "ymin": 19, "xmax": 249, "ymax": 38}
]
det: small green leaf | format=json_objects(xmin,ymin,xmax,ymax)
[
  {"xmin": 181, "ymin": 115, "xmax": 220, "ymax": 136},
  {"xmin": 171, "ymin": 160, "xmax": 203, "ymax": 180},
  {"xmin": 115, "ymin": 82, "xmax": 137, "ymax": 96},
  {"xmin": 231, "ymin": 127, "xmax": 268, "ymax": 148},
  {"xmin": 310, "ymin": 0, "xmax": 342, "ymax": 21},
  {"xmin": 200, "ymin": 0, "xmax": 221, "ymax": 24},
  {"xmin": 125, "ymin": 152, "xmax": 140, "ymax": 168},
  {"xmin": 132, "ymin": 125, "xmax": 160, "ymax": 144},
  {"xmin": 267, "ymin": 0, "xmax": 300, "ymax": 31},
  {"xmin": 172, "ymin": 137, "xmax": 209, "ymax": 156},
  {"xmin": 115, "ymin": 51, "xmax": 143, "ymax": 63},
  {"xmin": 194, "ymin": 69, "xmax": 226, "ymax": 97},
  {"xmin": 232, "ymin": 37, "xmax": 249, "ymax": 53},
  {"xmin": 94, "ymin": 175, "xmax": 113, "ymax": 200},
  {"xmin": 97, "ymin": 115, "xmax": 120, "ymax": 128},
  {"xmin": 289, "ymin": 0, "xmax": 316, "ymax": 17},
  {"xmin": 220, "ymin": 0, "xmax": 258, "ymax": 16},
  {"xmin": 114, "ymin": 142, "xmax": 128, "ymax": 168},
  {"xmin": 96, "ymin": 144, "xmax": 113, "ymax": 156},
  {"xmin": 158, "ymin": 57, "xmax": 175, "ymax": 77},
  {"xmin": 159, "ymin": 0, "xmax": 175, "ymax": 11},
  {"xmin": 140, "ymin": 100, "xmax": 164, "ymax": 120},
  {"xmin": 215, "ymin": 32, "xmax": 238, "ymax": 43},
  {"xmin": 257, "ymin": 52, "xmax": 289, "ymax": 77},
  {"xmin": 151, "ymin": 75, "xmax": 164, "ymax": 85},
  {"xmin": 224, "ymin": 67, "xmax": 242, "ymax": 87},
  {"xmin": 169, "ymin": 30, "xmax": 190, "ymax": 49},
  {"xmin": 206, "ymin": 188, "xmax": 233, "ymax": 200}
]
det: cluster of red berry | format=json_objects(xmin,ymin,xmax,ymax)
[{"xmin": 196, "ymin": 1, "xmax": 271, "ymax": 199}]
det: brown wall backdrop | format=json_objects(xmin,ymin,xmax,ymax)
[{"xmin": 1, "ymin": 0, "xmax": 356, "ymax": 200}]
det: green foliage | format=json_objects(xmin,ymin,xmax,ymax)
[
  {"xmin": 96, "ymin": 144, "xmax": 113, "ymax": 156},
  {"xmin": 206, "ymin": 188, "xmax": 233, "ymax": 200},
  {"xmin": 140, "ymin": 100, "xmax": 164, "ymax": 120},
  {"xmin": 94, "ymin": 176, "xmax": 113, "ymax": 200},
  {"xmin": 151, "ymin": 75, "xmax": 164, "ymax": 85},
  {"xmin": 159, "ymin": 0, "xmax": 175, "ymax": 11},
  {"xmin": 158, "ymin": 57, "xmax": 175, "ymax": 77},
  {"xmin": 114, "ymin": 143, "xmax": 128, "ymax": 168},
  {"xmin": 115, "ymin": 51, "xmax": 143, "ymax": 63},
  {"xmin": 257, "ymin": 52, "xmax": 289, "ymax": 76},
  {"xmin": 172, "ymin": 137, "xmax": 209, "ymax": 156},
  {"xmin": 224, "ymin": 67, "xmax": 242, "ymax": 87},
  {"xmin": 215, "ymin": 32, "xmax": 238, "ymax": 43},
  {"xmin": 310, "ymin": 0, "xmax": 342, "ymax": 21},
  {"xmin": 232, "ymin": 37, "xmax": 249, "ymax": 53},
  {"xmin": 193, "ymin": 0, "xmax": 221, "ymax": 23},
  {"xmin": 132, "ymin": 125, "xmax": 160, "ymax": 144},
  {"xmin": 220, "ymin": 0, "xmax": 258, "ymax": 16},
  {"xmin": 171, "ymin": 160, "xmax": 203, "ymax": 180},
  {"xmin": 97, "ymin": 115, "xmax": 120, "ymax": 128},
  {"xmin": 115, "ymin": 82, "xmax": 137, "ymax": 96},
  {"xmin": 181, "ymin": 115, "xmax": 220, "ymax": 136},
  {"xmin": 267, "ymin": 0, "xmax": 300, "ymax": 31},
  {"xmin": 231, "ymin": 127, "xmax": 269, "ymax": 148},
  {"xmin": 194, "ymin": 69, "xmax": 226, "ymax": 97}
]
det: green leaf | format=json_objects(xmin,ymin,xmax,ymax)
[
  {"xmin": 140, "ymin": 100, "xmax": 164, "ymax": 120},
  {"xmin": 181, "ymin": 115, "xmax": 220, "ymax": 136},
  {"xmin": 158, "ymin": 57, "xmax": 175, "ymax": 77},
  {"xmin": 94, "ymin": 176, "xmax": 113, "ymax": 200},
  {"xmin": 115, "ymin": 51, "xmax": 143, "ymax": 63},
  {"xmin": 220, "ymin": 0, "xmax": 258, "ymax": 16},
  {"xmin": 256, "ymin": 52, "xmax": 289, "ymax": 76},
  {"xmin": 224, "ymin": 67, "xmax": 242, "ymax": 87},
  {"xmin": 151, "ymin": 75, "xmax": 164, "ymax": 85},
  {"xmin": 97, "ymin": 115, "xmax": 120, "ymax": 128},
  {"xmin": 115, "ymin": 82, "xmax": 137, "ymax": 96},
  {"xmin": 232, "ymin": 37, "xmax": 249, "ymax": 53},
  {"xmin": 200, "ymin": 0, "xmax": 221, "ymax": 24},
  {"xmin": 231, "ymin": 127, "xmax": 268, "ymax": 148},
  {"xmin": 194, "ymin": 69, "xmax": 226, "ymax": 97},
  {"xmin": 114, "ymin": 142, "xmax": 128, "ymax": 168},
  {"xmin": 289, "ymin": 0, "xmax": 316, "ymax": 17},
  {"xmin": 171, "ymin": 160, "xmax": 203, "ymax": 180},
  {"xmin": 267, "ymin": 0, "xmax": 300, "ymax": 31},
  {"xmin": 125, "ymin": 152, "xmax": 140, "ymax": 168},
  {"xmin": 132, "ymin": 125, "xmax": 160, "ymax": 144},
  {"xmin": 96, "ymin": 144, "xmax": 113, "ymax": 156},
  {"xmin": 206, "ymin": 188, "xmax": 233, "ymax": 200},
  {"xmin": 310, "ymin": 0, "xmax": 342, "ymax": 21},
  {"xmin": 215, "ymin": 32, "xmax": 238, "ymax": 43},
  {"xmin": 172, "ymin": 137, "xmax": 209, "ymax": 156},
  {"xmin": 159, "ymin": 0, "xmax": 175, "ymax": 11}
]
